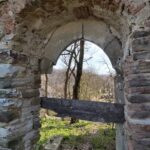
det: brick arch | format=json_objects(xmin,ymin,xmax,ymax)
[
  {"xmin": 12, "ymin": 0, "xmax": 128, "ymax": 56},
  {"xmin": 0, "ymin": 0, "xmax": 150, "ymax": 150},
  {"xmin": 41, "ymin": 19, "xmax": 122, "ymax": 70}
]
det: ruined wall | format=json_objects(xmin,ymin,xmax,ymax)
[
  {"xmin": 0, "ymin": 0, "xmax": 150, "ymax": 150},
  {"xmin": 0, "ymin": 2, "xmax": 41, "ymax": 149},
  {"xmin": 124, "ymin": 30, "xmax": 150, "ymax": 150},
  {"xmin": 0, "ymin": 44, "xmax": 41, "ymax": 150}
]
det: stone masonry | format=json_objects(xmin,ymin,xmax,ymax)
[
  {"xmin": 0, "ymin": 35, "xmax": 41, "ymax": 149},
  {"xmin": 0, "ymin": 0, "xmax": 150, "ymax": 150},
  {"xmin": 124, "ymin": 30, "xmax": 150, "ymax": 150}
]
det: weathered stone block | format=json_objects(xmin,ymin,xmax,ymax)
[
  {"xmin": 124, "ymin": 60, "xmax": 150, "ymax": 74},
  {"xmin": 133, "ymin": 51, "xmax": 150, "ymax": 60},
  {"xmin": 73, "ymin": 6, "xmax": 92, "ymax": 19},
  {"xmin": 33, "ymin": 118, "xmax": 41, "ymax": 129},
  {"xmin": 132, "ymin": 31, "xmax": 150, "ymax": 39},
  {"xmin": 127, "ymin": 74, "xmax": 150, "ymax": 87},
  {"xmin": 5, "ymin": 120, "xmax": 34, "ymax": 141},
  {"xmin": 11, "ymin": 76, "xmax": 40, "ymax": 88},
  {"xmin": 0, "ymin": 64, "xmax": 26, "ymax": 78},
  {"xmin": 43, "ymin": 136, "xmax": 63, "ymax": 150},
  {"xmin": 21, "ymin": 105, "xmax": 40, "ymax": 119},
  {"xmin": 31, "ymin": 97, "xmax": 41, "ymax": 106},
  {"xmin": 126, "ymin": 103, "xmax": 150, "ymax": 120},
  {"xmin": 21, "ymin": 89, "xmax": 39, "ymax": 98},
  {"xmin": 128, "ymin": 94, "xmax": 150, "ymax": 103},
  {"xmin": 129, "ymin": 79, "xmax": 150, "ymax": 87},
  {"xmin": 10, "ymin": 52, "xmax": 29, "ymax": 65},
  {"xmin": 128, "ymin": 111, "xmax": 150, "ymax": 119},
  {"xmin": 125, "ymin": 122, "xmax": 150, "ymax": 140},
  {"xmin": 0, "ymin": 51, "xmax": 14, "ymax": 64},
  {"xmin": 0, "ymin": 128, "xmax": 8, "ymax": 139},
  {"xmin": 136, "ymin": 61, "xmax": 150, "ymax": 74},
  {"xmin": 127, "ymin": 103, "xmax": 150, "ymax": 112},
  {"xmin": 8, "ymin": 136, "xmax": 24, "ymax": 150},
  {"xmin": 0, "ymin": 110, "xmax": 20, "ymax": 123},
  {"xmin": 23, "ymin": 130, "xmax": 40, "ymax": 150},
  {"xmin": 125, "ymin": 86, "xmax": 150, "ymax": 95},
  {"xmin": 0, "ymin": 79, "xmax": 12, "ymax": 89},
  {"xmin": 0, "ymin": 98, "xmax": 21, "ymax": 107},
  {"xmin": 132, "ymin": 36, "xmax": 150, "ymax": 52},
  {"xmin": 0, "ymin": 89, "xmax": 21, "ymax": 98}
]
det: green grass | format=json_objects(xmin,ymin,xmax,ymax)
[{"xmin": 36, "ymin": 117, "xmax": 115, "ymax": 150}]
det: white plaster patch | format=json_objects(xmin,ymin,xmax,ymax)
[
  {"xmin": 0, "ymin": 34, "xmax": 14, "ymax": 52},
  {"xmin": 0, "ymin": 89, "xmax": 21, "ymax": 98},
  {"xmin": 0, "ymin": 64, "xmax": 25, "ymax": 78},
  {"xmin": 0, "ymin": 128, "xmax": 8, "ymax": 138},
  {"xmin": 0, "ymin": 99, "xmax": 15, "ymax": 106},
  {"xmin": 0, "ymin": 42, "xmax": 11, "ymax": 51},
  {"xmin": 3, "ymin": 34, "xmax": 14, "ymax": 41},
  {"xmin": 0, "ymin": 98, "xmax": 22, "ymax": 107}
]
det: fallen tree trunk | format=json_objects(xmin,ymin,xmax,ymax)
[{"xmin": 40, "ymin": 97, "xmax": 125, "ymax": 123}]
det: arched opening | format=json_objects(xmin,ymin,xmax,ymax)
[
  {"xmin": 55, "ymin": 40, "xmax": 116, "ymax": 75},
  {"xmin": 38, "ymin": 19, "xmax": 123, "ymax": 76},
  {"xmin": 39, "ymin": 40, "xmax": 121, "ymax": 149},
  {"xmin": 1, "ymin": 1, "xmax": 149, "ymax": 150}
]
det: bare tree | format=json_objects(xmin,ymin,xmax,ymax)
[
  {"xmin": 63, "ymin": 42, "xmax": 78, "ymax": 99},
  {"xmin": 73, "ymin": 39, "xmax": 84, "ymax": 99},
  {"xmin": 60, "ymin": 39, "xmax": 85, "ymax": 124},
  {"xmin": 70, "ymin": 39, "xmax": 84, "ymax": 124}
]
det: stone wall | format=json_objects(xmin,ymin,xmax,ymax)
[
  {"xmin": 0, "ymin": 0, "xmax": 150, "ymax": 150},
  {"xmin": 0, "ymin": 35, "xmax": 41, "ymax": 149},
  {"xmin": 124, "ymin": 30, "xmax": 150, "ymax": 150}
]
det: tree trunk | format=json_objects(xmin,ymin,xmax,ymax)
[
  {"xmin": 71, "ymin": 39, "xmax": 84, "ymax": 124},
  {"xmin": 64, "ymin": 49, "xmax": 74, "ymax": 99},
  {"xmin": 73, "ymin": 39, "xmax": 84, "ymax": 99},
  {"xmin": 45, "ymin": 74, "xmax": 49, "ymax": 116}
]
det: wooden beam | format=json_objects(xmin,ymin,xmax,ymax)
[{"xmin": 40, "ymin": 97, "xmax": 125, "ymax": 123}]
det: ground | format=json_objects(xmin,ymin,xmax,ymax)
[{"xmin": 36, "ymin": 117, "xmax": 115, "ymax": 150}]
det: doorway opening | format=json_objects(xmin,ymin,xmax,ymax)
[{"xmin": 38, "ymin": 40, "xmax": 117, "ymax": 150}]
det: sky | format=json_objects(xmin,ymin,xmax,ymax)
[{"xmin": 53, "ymin": 41, "xmax": 116, "ymax": 75}]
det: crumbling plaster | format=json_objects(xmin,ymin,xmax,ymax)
[
  {"xmin": 12, "ymin": 2, "xmax": 125, "ymax": 73},
  {"xmin": 10, "ymin": 0, "xmax": 149, "ymax": 72}
]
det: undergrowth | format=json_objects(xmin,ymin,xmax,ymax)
[{"xmin": 36, "ymin": 117, "xmax": 115, "ymax": 150}]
